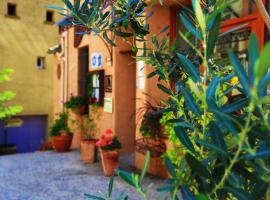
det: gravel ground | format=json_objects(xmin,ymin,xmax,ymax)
[{"xmin": 0, "ymin": 151, "xmax": 171, "ymax": 200}]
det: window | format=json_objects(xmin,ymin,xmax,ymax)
[
  {"xmin": 87, "ymin": 70, "xmax": 104, "ymax": 106},
  {"xmin": 46, "ymin": 11, "xmax": 54, "ymax": 23},
  {"xmin": 7, "ymin": 3, "xmax": 17, "ymax": 16},
  {"xmin": 37, "ymin": 57, "xmax": 45, "ymax": 69}
]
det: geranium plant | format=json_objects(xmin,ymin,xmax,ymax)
[
  {"xmin": 49, "ymin": 112, "xmax": 71, "ymax": 137},
  {"xmin": 96, "ymin": 129, "xmax": 121, "ymax": 151},
  {"xmin": 64, "ymin": 94, "xmax": 88, "ymax": 109}
]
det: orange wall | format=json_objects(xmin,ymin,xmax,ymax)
[{"xmin": 53, "ymin": 27, "xmax": 136, "ymax": 153}]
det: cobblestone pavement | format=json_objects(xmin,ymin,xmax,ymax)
[{"xmin": 0, "ymin": 151, "xmax": 172, "ymax": 200}]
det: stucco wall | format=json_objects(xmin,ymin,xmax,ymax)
[
  {"xmin": 0, "ymin": 0, "xmax": 62, "ymax": 130},
  {"xmin": 59, "ymin": 26, "xmax": 136, "ymax": 153}
]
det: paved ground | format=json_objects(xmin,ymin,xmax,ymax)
[{"xmin": 0, "ymin": 151, "xmax": 170, "ymax": 200}]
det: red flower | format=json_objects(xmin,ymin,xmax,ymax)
[
  {"xmin": 108, "ymin": 141, "xmax": 112, "ymax": 145},
  {"xmin": 101, "ymin": 141, "xmax": 107, "ymax": 147},
  {"xmin": 105, "ymin": 135, "xmax": 111, "ymax": 141},
  {"xmin": 105, "ymin": 129, "xmax": 113, "ymax": 134},
  {"xmin": 95, "ymin": 141, "xmax": 100, "ymax": 146}
]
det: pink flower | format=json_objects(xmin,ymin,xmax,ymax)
[{"xmin": 95, "ymin": 141, "xmax": 100, "ymax": 146}]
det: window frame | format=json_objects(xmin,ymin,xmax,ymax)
[{"xmin": 6, "ymin": 3, "xmax": 19, "ymax": 18}]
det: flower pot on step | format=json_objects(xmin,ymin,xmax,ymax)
[
  {"xmin": 52, "ymin": 134, "xmax": 73, "ymax": 152},
  {"xmin": 81, "ymin": 139, "xmax": 97, "ymax": 164},
  {"xmin": 100, "ymin": 149, "xmax": 119, "ymax": 176}
]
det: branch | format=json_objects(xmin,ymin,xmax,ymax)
[{"xmin": 255, "ymin": 0, "xmax": 270, "ymax": 31}]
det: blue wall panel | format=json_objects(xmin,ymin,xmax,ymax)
[{"xmin": 0, "ymin": 116, "xmax": 47, "ymax": 153}]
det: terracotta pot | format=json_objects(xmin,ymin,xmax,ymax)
[
  {"xmin": 81, "ymin": 140, "xmax": 97, "ymax": 164},
  {"xmin": 52, "ymin": 134, "xmax": 73, "ymax": 152},
  {"xmin": 72, "ymin": 106, "xmax": 85, "ymax": 115},
  {"xmin": 100, "ymin": 149, "xmax": 119, "ymax": 176}
]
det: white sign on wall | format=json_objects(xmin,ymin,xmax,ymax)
[
  {"xmin": 104, "ymin": 98, "xmax": 113, "ymax": 113},
  {"xmin": 91, "ymin": 53, "xmax": 103, "ymax": 68}
]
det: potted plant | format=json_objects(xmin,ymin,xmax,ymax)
[
  {"xmin": 96, "ymin": 129, "xmax": 121, "ymax": 176},
  {"xmin": 50, "ymin": 112, "xmax": 73, "ymax": 152},
  {"xmin": 80, "ymin": 104, "xmax": 101, "ymax": 164},
  {"xmin": 135, "ymin": 97, "xmax": 168, "ymax": 178},
  {"xmin": 64, "ymin": 94, "xmax": 88, "ymax": 115}
]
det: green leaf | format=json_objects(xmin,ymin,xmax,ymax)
[
  {"xmin": 228, "ymin": 50, "xmax": 250, "ymax": 96},
  {"xmin": 164, "ymin": 156, "xmax": 176, "ymax": 177},
  {"xmin": 249, "ymin": 33, "xmax": 259, "ymax": 85},
  {"xmin": 108, "ymin": 176, "xmax": 114, "ymax": 197},
  {"xmin": 195, "ymin": 139, "xmax": 228, "ymax": 159},
  {"xmin": 206, "ymin": 77, "xmax": 219, "ymax": 109},
  {"xmin": 181, "ymin": 87, "xmax": 201, "ymax": 117},
  {"xmin": 207, "ymin": 14, "xmax": 222, "ymax": 59},
  {"xmin": 46, "ymin": 5, "xmax": 66, "ymax": 11},
  {"xmin": 192, "ymin": 0, "xmax": 206, "ymax": 32},
  {"xmin": 85, "ymin": 194, "xmax": 105, "ymax": 200},
  {"xmin": 103, "ymin": 31, "xmax": 116, "ymax": 47},
  {"xmin": 223, "ymin": 187, "xmax": 253, "ymax": 200},
  {"xmin": 220, "ymin": 98, "xmax": 249, "ymax": 113},
  {"xmin": 252, "ymin": 181, "xmax": 268, "ymax": 200},
  {"xmin": 147, "ymin": 70, "xmax": 158, "ymax": 79},
  {"xmin": 241, "ymin": 149, "xmax": 270, "ymax": 160},
  {"xmin": 115, "ymin": 170, "xmax": 136, "ymax": 187},
  {"xmin": 115, "ymin": 30, "xmax": 133, "ymax": 38},
  {"xmin": 185, "ymin": 153, "xmax": 211, "ymax": 179},
  {"xmin": 179, "ymin": 13, "xmax": 202, "ymax": 40},
  {"xmin": 255, "ymin": 43, "xmax": 270, "ymax": 87},
  {"xmin": 196, "ymin": 194, "xmax": 209, "ymax": 200},
  {"xmin": 157, "ymin": 84, "xmax": 173, "ymax": 96},
  {"xmin": 177, "ymin": 53, "xmax": 201, "ymax": 83},
  {"xmin": 182, "ymin": 185, "xmax": 196, "ymax": 200},
  {"xmin": 139, "ymin": 151, "xmax": 150, "ymax": 184},
  {"xmin": 175, "ymin": 126, "xmax": 195, "ymax": 153},
  {"xmin": 212, "ymin": 110, "xmax": 238, "ymax": 135}
]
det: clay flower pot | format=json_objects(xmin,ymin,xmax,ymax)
[
  {"xmin": 81, "ymin": 140, "xmax": 97, "ymax": 164},
  {"xmin": 100, "ymin": 149, "xmax": 119, "ymax": 176},
  {"xmin": 52, "ymin": 134, "xmax": 73, "ymax": 152},
  {"xmin": 72, "ymin": 105, "xmax": 85, "ymax": 115}
]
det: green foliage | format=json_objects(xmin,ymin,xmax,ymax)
[
  {"xmin": 49, "ymin": 112, "xmax": 71, "ymax": 136},
  {"xmin": 0, "ymin": 68, "xmax": 23, "ymax": 120},
  {"xmin": 64, "ymin": 95, "xmax": 88, "ymax": 109},
  {"xmin": 85, "ymin": 151, "xmax": 151, "ymax": 200},
  {"xmin": 139, "ymin": 112, "xmax": 162, "ymax": 139},
  {"xmin": 60, "ymin": 0, "xmax": 270, "ymax": 199},
  {"xmin": 55, "ymin": 0, "xmax": 150, "ymax": 49}
]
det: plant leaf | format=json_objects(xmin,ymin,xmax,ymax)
[
  {"xmin": 85, "ymin": 194, "xmax": 105, "ymax": 200},
  {"xmin": 177, "ymin": 53, "xmax": 201, "ymax": 83},
  {"xmin": 228, "ymin": 50, "xmax": 250, "ymax": 96},
  {"xmin": 255, "ymin": 43, "xmax": 270, "ymax": 87},
  {"xmin": 139, "ymin": 151, "xmax": 150, "ymax": 184},
  {"xmin": 179, "ymin": 13, "xmax": 202, "ymax": 40},
  {"xmin": 207, "ymin": 14, "xmax": 222, "ymax": 59},
  {"xmin": 182, "ymin": 185, "xmax": 196, "ymax": 200},
  {"xmin": 223, "ymin": 187, "xmax": 253, "ymax": 200},
  {"xmin": 181, "ymin": 87, "xmax": 201, "ymax": 117},
  {"xmin": 164, "ymin": 155, "xmax": 176, "ymax": 177},
  {"xmin": 108, "ymin": 176, "xmax": 114, "ymax": 197},
  {"xmin": 185, "ymin": 153, "xmax": 211, "ymax": 179},
  {"xmin": 175, "ymin": 126, "xmax": 195, "ymax": 153},
  {"xmin": 249, "ymin": 33, "xmax": 259, "ymax": 85}
]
